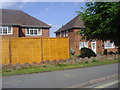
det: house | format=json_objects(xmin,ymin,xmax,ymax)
[
  {"xmin": 55, "ymin": 15, "xmax": 117, "ymax": 55},
  {"xmin": 0, "ymin": 9, "xmax": 51, "ymax": 37}
]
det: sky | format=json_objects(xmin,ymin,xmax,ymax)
[{"xmin": 0, "ymin": 2, "xmax": 86, "ymax": 37}]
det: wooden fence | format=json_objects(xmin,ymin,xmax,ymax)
[{"xmin": 0, "ymin": 37, "xmax": 70, "ymax": 65}]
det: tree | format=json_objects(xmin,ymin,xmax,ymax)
[{"xmin": 77, "ymin": 2, "xmax": 120, "ymax": 49}]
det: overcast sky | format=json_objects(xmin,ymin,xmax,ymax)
[{"xmin": 0, "ymin": 2, "xmax": 86, "ymax": 37}]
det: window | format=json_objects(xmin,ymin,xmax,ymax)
[
  {"xmin": 60, "ymin": 32, "xmax": 64, "ymax": 37},
  {"xmin": 60, "ymin": 32, "xmax": 62, "ymax": 37},
  {"xmin": 79, "ymin": 42, "xmax": 88, "ymax": 49},
  {"xmin": 65, "ymin": 30, "xmax": 68, "ymax": 37},
  {"xmin": 104, "ymin": 41, "xmax": 115, "ymax": 49},
  {"xmin": 26, "ymin": 28, "xmax": 42, "ymax": 35},
  {"xmin": 63, "ymin": 32, "xmax": 65, "ymax": 37},
  {"xmin": 0, "ymin": 26, "xmax": 12, "ymax": 35}
]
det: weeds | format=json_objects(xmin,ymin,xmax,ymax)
[{"xmin": 1, "ymin": 59, "xmax": 119, "ymax": 77}]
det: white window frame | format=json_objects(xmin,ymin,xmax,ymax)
[
  {"xmin": 79, "ymin": 42, "xmax": 88, "ymax": 50},
  {"xmin": 26, "ymin": 28, "xmax": 42, "ymax": 35},
  {"xmin": 0, "ymin": 26, "xmax": 13, "ymax": 35},
  {"xmin": 65, "ymin": 30, "xmax": 68, "ymax": 37},
  {"xmin": 63, "ymin": 31, "xmax": 65, "ymax": 37},
  {"xmin": 60, "ymin": 32, "xmax": 62, "ymax": 37},
  {"xmin": 104, "ymin": 41, "xmax": 115, "ymax": 49}
]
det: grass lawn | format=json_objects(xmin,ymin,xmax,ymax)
[{"xmin": 1, "ymin": 59, "xmax": 120, "ymax": 77}]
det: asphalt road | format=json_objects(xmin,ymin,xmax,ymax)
[
  {"xmin": 2, "ymin": 63, "xmax": 119, "ymax": 88},
  {"xmin": 85, "ymin": 76, "xmax": 119, "ymax": 88},
  {"xmin": 105, "ymin": 82, "xmax": 119, "ymax": 88}
]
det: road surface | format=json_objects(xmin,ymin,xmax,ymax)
[
  {"xmin": 84, "ymin": 76, "xmax": 119, "ymax": 88},
  {"xmin": 2, "ymin": 63, "xmax": 119, "ymax": 88}
]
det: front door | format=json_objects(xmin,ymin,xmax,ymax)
[{"xmin": 91, "ymin": 41, "xmax": 96, "ymax": 53}]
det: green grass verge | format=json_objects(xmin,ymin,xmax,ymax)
[{"xmin": 1, "ymin": 59, "xmax": 120, "ymax": 77}]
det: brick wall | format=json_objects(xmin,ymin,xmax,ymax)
[
  {"xmin": 0, "ymin": 26, "xmax": 50, "ymax": 37},
  {"xmin": 55, "ymin": 28, "xmax": 118, "ymax": 55},
  {"xmin": 20, "ymin": 28, "xmax": 50, "ymax": 37},
  {"xmin": 42, "ymin": 28, "xmax": 49, "ymax": 37}
]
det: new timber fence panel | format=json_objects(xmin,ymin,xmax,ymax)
[
  {"xmin": 42, "ymin": 38, "xmax": 70, "ymax": 61},
  {"xmin": 1, "ymin": 37, "xmax": 70, "ymax": 65},
  {"xmin": 1, "ymin": 38, "xmax": 10, "ymax": 65},
  {"xmin": 10, "ymin": 38, "xmax": 42, "ymax": 64},
  {"xmin": 0, "ymin": 37, "xmax": 1, "ymax": 65}
]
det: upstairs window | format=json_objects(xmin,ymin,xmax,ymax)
[
  {"xmin": 104, "ymin": 41, "xmax": 115, "ymax": 49},
  {"xmin": 0, "ymin": 26, "xmax": 12, "ymax": 35},
  {"xmin": 26, "ymin": 28, "xmax": 42, "ymax": 35},
  {"xmin": 60, "ymin": 32, "xmax": 64, "ymax": 37},
  {"xmin": 79, "ymin": 42, "xmax": 88, "ymax": 49},
  {"xmin": 60, "ymin": 32, "xmax": 62, "ymax": 37},
  {"xmin": 65, "ymin": 30, "xmax": 68, "ymax": 37},
  {"xmin": 59, "ymin": 31, "xmax": 68, "ymax": 37},
  {"xmin": 63, "ymin": 31, "xmax": 65, "ymax": 37}
]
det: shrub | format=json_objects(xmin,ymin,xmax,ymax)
[
  {"xmin": 116, "ymin": 50, "xmax": 120, "ymax": 54},
  {"xmin": 76, "ymin": 54, "xmax": 81, "ymax": 57},
  {"xmin": 103, "ymin": 49, "xmax": 108, "ymax": 55},
  {"xmin": 92, "ymin": 59, "xmax": 99, "ymax": 63},
  {"xmin": 57, "ymin": 64, "xmax": 67, "ymax": 67},
  {"xmin": 2, "ymin": 69, "xmax": 13, "ymax": 72},
  {"xmin": 79, "ymin": 48, "xmax": 96, "ymax": 58},
  {"xmin": 108, "ymin": 51, "xmax": 116, "ymax": 55},
  {"xmin": 84, "ymin": 61, "xmax": 89, "ymax": 64}
]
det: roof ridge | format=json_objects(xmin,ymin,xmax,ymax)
[{"xmin": 0, "ymin": 9, "xmax": 21, "ymax": 11}]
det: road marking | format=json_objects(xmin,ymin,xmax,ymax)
[{"xmin": 95, "ymin": 80, "xmax": 119, "ymax": 88}]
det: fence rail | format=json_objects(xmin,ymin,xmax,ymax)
[{"xmin": 0, "ymin": 37, "xmax": 70, "ymax": 65}]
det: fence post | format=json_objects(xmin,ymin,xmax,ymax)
[
  {"xmin": 41, "ymin": 38, "xmax": 43, "ymax": 61},
  {"xmin": 68, "ymin": 38, "xmax": 70, "ymax": 59},
  {"xmin": 9, "ymin": 38, "xmax": 12, "ymax": 64}
]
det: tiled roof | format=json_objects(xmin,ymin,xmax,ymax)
[
  {"xmin": 55, "ymin": 15, "xmax": 85, "ymax": 33},
  {"xmin": 0, "ymin": 9, "xmax": 51, "ymax": 28}
]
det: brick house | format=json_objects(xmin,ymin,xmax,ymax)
[
  {"xmin": 0, "ymin": 9, "xmax": 51, "ymax": 37},
  {"xmin": 55, "ymin": 15, "xmax": 117, "ymax": 55}
]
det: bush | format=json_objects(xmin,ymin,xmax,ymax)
[
  {"xmin": 103, "ymin": 49, "xmax": 108, "ymax": 55},
  {"xmin": 57, "ymin": 64, "xmax": 67, "ymax": 67},
  {"xmin": 116, "ymin": 50, "xmax": 120, "ymax": 54},
  {"xmin": 92, "ymin": 59, "xmax": 99, "ymax": 63},
  {"xmin": 108, "ymin": 51, "xmax": 116, "ymax": 55},
  {"xmin": 79, "ymin": 48, "xmax": 96, "ymax": 58},
  {"xmin": 76, "ymin": 54, "xmax": 81, "ymax": 57},
  {"xmin": 2, "ymin": 69, "xmax": 13, "ymax": 72}
]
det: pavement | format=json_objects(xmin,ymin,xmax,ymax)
[{"xmin": 2, "ymin": 63, "xmax": 119, "ymax": 88}]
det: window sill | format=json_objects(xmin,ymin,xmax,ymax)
[
  {"xmin": 0, "ymin": 34, "xmax": 13, "ymax": 35},
  {"xmin": 104, "ymin": 47, "xmax": 115, "ymax": 49},
  {"xmin": 26, "ymin": 35, "xmax": 42, "ymax": 36}
]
